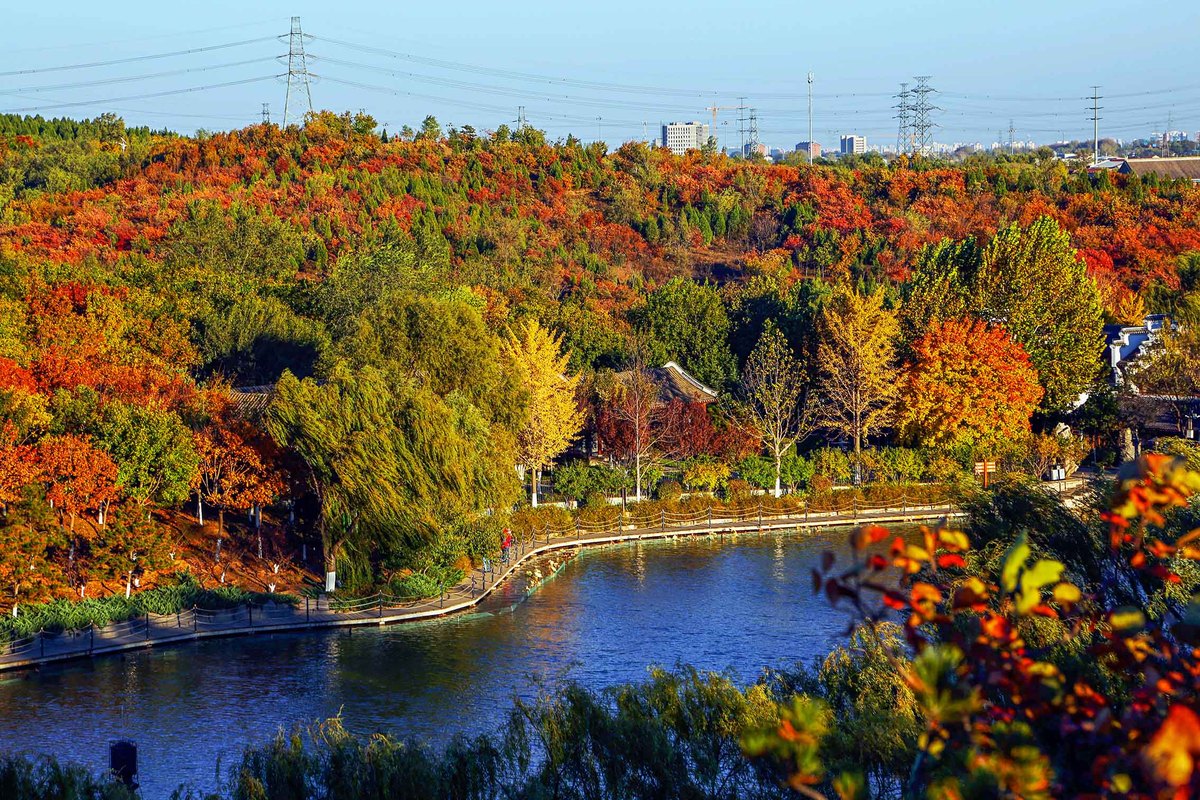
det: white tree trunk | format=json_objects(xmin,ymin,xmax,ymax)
[
  {"xmin": 197, "ymin": 497, "xmax": 204, "ymax": 526},
  {"xmin": 325, "ymin": 571, "xmax": 337, "ymax": 592},
  {"xmin": 531, "ymin": 467, "xmax": 539, "ymax": 507},
  {"xmin": 125, "ymin": 572, "xmax": 132, "ymax": 599},
  {"xmin": 635, "ymin": 453, "xmax": 642, "ymax": 502}
]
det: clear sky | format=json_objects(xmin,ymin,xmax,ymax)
[{"xmin": 3, "ymin": 0, "xmax": 1198, "ymax": 150}]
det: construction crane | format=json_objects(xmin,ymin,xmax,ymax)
[{"xmin": 706, "ymin": 103, "xmax": 745, "ymax": 153}]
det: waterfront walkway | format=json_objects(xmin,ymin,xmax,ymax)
[{"xmin": 0, "ymin": 499, "xmax": 962, "ymax": 673}]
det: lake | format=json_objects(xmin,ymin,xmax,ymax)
[{"xmin": 0, "ymin": 526, "xmax": 880, "ymax": 797}]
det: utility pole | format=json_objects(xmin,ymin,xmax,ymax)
[
  {"xmin": 807, "ymin": 72, "xmax": 814, "ymax": 165},
  {"xmin": 282, "ymin": 16, "xmax": 313, "ymax": 127},
  {"xmin": 737, "ymin": 97, "xmax": 747, "ymax": 157},
  {"xmin": 1089, "ymin": 86, "xmax": 1103, "ymax": 166},
  {"xmin": 910, "ymin": 76, "xmax": 937, "ymax": 157},
  {"xmin": 1008, "ymin": 119, "xmax": 1015, "ymax": 155},
  {"xmin": 516, "ymin": 105, "xmax": 526, "ymax": 129},
  {"xmin": 261, "ymin": 103, "xmax": 270, "ymax": 125}
]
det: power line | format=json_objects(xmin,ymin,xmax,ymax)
[
  {"xmin": 314, "ymin": 34, "xmax": 891, "ymax": 102},
  {"xmin": 0, "ymin": 57, "xmax": 279, "ymax": 95},
  {"xmin": 0, "ymin": 75, "xmax": 282, "ymax": 114},
  {"xmin": 311, "ymin": 55, "xmax": 705, "ymax": 114},
  {"xmin": 0, "ymin": 36, "xmax": 276, "ymax": 78}
]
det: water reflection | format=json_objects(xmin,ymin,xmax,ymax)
[{"xmin": 0, "ymin": 526, "xmax": 895, "ymax": 797}]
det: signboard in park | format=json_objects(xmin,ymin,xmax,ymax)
[{"xmin": 974, "ymin": 460, "xmax": 996, "ymax": 488}]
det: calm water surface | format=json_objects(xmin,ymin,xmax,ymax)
[{"xmin": 0, "ymin": 528, "xmax": 875, "ymax": 796}]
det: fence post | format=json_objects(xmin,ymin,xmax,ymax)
[
  {"xmin": 708, "ymin": 507, "xmax": 713, "ymax": 527},
  {"xmin": 660, "ymin": 509, "xmax": 665, "ymax": 532},
  {"xmin": 378, "ymin": 596, "xmax": 384, "ymax": 619},
  {"xmin": 193, "ymin": 607, "xmax": 198, "ymax": 633},
  {"xmin": 306, "ymin": 597, "xmax": 311, "ymax": 624},
  {"xmin": 758, "ymin": 506, "xmax": 762, "ymax": 534}
]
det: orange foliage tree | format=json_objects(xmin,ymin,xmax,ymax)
[
  {"xmin": 898, "ymin": 318, "xmax": 1043, "ymax": 454},
  {"xmin": 194, "ymin": 413, "xmax": 282, "ymax": 537},
  {"xmin": 747, "ymin": 454, "xmax": 1200, "ymax": 797},
  {"xmin": 37, "ymin": 435, "xmax": 118, "ymax": 534}
]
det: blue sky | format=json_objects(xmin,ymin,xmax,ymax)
[{"xmin": 4, "ymin": 0, "xmax": 1198, "ymax": 149}]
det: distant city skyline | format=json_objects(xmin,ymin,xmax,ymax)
[{"xmin": 3, "ymin": 0, "xmax": 1199, "ymax": 148}]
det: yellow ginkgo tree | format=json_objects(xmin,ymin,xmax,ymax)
[{"xmin": 500, "ymin": 319, "xmax": 584, "ymax": 506}]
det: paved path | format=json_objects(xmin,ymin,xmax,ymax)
[{"xmin": 0, "ymin": 501, "xmax": 961, "ymax": 673}]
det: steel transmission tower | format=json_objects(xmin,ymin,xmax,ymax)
[
  {"xmin": 910, "ymin": 76, "xmax": 938, "ymax": 157},
  {"xmin": 894, "ymin": 82, "xmax": 910, "ymax": 155},
  {"xmin": 261, "ymin": 103, "xmax": 270, "ymax": 125},
  {"xmin": 282, "ymin": 16, "xmax": 314, "ymax": 127},
  {"xmin": 748, "ymin": 108, "xmax": 759, "ymax": 156}
]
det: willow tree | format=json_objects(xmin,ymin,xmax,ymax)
[
  {"xmin": 265, "ymin": 367, "xmax": 401, "ymax": 592},
  {"xmin": 740, "ymin": 323, "xmax": 809, "ymax": 498},
  {"xmin": 266, "ymin": 364, "xmax": 515, "ymax": 591},
  {"xmin": 815, "ymin": 286, "xmax": 899, "ymax": 464},
  {"xmin": 500, "ymin": 320, "xmax": 584, "ymax": 506}
]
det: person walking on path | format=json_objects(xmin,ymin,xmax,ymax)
[{"xmin": 501, "ymin": 529, "xmax": 514, "ymax": 562}]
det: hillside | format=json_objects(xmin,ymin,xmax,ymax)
[{"xmin": 1, "ymin": 110, "xmax": 1199, "ymax": 610}]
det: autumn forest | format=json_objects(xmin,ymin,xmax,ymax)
[{"xmin": 1, "ymin": 109, "xmax": 1199, "ymax": 608}]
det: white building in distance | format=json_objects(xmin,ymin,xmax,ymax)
[
  {"xmin": 662, "ymin": 122, "xmax": 710, "ymax": 155},
  {"xmin": 840, "ymin": 134, "xmax": 866, "ymax": 156}
]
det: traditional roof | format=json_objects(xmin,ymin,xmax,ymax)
[
  {"xmin": 229, "ymin": 385, "xmax": 275, "ymax": 420},
  {"xmin": 1121, "ymin": 156, "xmax": 1200, "ymax": 182},
  {"xmin": 1092, "ymin": 157, "xmax": 1200, "ymax": 182},
  {"xmin": 1105, "ymin": 315, "xmax": 1168, "ymax": 386},
  {"xmin": 614, "ymin": 361, "xmax": 719, "ymax": 404}
]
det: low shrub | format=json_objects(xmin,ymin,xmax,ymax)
[
  {"xmin": 387, "ymin": 566, "xmax": 465, "ymax": 599},
  {"xmin": 725, "ymin": 478, "xmax": 753, "ymax": 502},
  {"xmin": 0, "ymin": 574, "xmax": 297, "ymax": 641},
  {"xmin": 511, "ymin": 505, "xmax": 572, "ymax": 536},
  {"xmin": 657, "ymin": 479, "xmax": 683, "ymax": 502}
]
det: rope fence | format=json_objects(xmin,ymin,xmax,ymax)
[{"xmin": 0, "ymin": 494, "xmax": 956, "ymax": 670}]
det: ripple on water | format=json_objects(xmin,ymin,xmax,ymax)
[{"xmin": 0, "ymin": 526, "xmax": 903, "ymax": 797}]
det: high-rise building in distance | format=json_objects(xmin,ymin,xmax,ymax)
[
  {"xmin": 661, "ymin": 122, "xmax": 710, "ymax": 155},
  {"xmin": 796, "ymin": 141, "xmax": 822, "ymax": 158},
  {"xmin": 840, "ymin": 134, "xmax": 866, "ymax": 156}
]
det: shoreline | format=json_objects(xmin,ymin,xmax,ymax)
[{"xmin": 0, "ymin": 503, "xmax": 962, "ymax": 674}]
